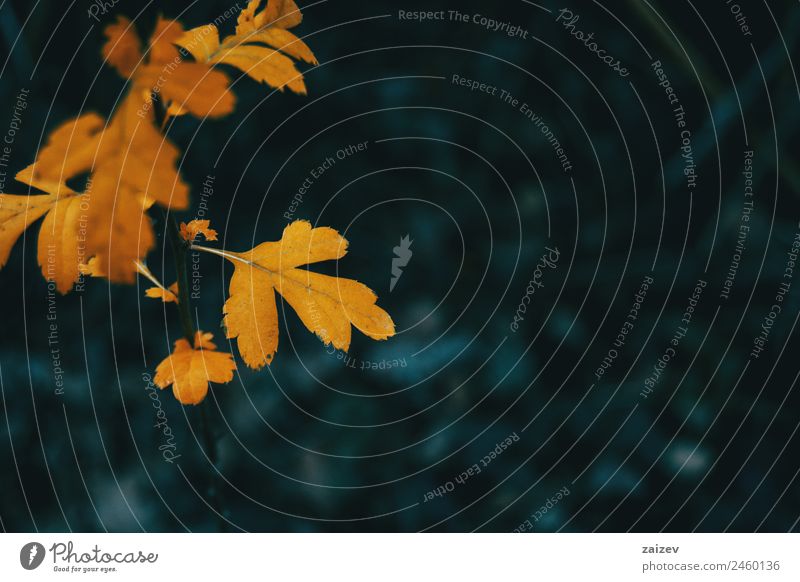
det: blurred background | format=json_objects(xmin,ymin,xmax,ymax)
[{"xmin": 1, "ymin": 0, "xmax": 799, "ymax": 532}]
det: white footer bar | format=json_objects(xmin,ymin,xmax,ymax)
[{"xmin": 1, "ymin": 533, "xmax": 796, "ymax": 580}]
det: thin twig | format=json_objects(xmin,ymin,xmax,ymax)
[{"xmin": 161, "ymin": 209, "xmax": 229, "ymax": 532}]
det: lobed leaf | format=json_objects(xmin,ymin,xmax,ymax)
[{"xmin": 221, "ymin": 220, "xmax": 394, "ymax": 369}]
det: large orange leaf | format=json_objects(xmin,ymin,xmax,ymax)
[
  {"xmin": 4, "ymin": 111, "xmax": 97, "ymax": 292},
  {"xmin": 219, "ymin": 220, "xmax": 394, "ymax": 369},
  {"xmin": 3, "ymin": 85, "xmax": 190, "ymax": 289}
]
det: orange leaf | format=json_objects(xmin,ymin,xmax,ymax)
[
  {"xmin": 154, "ymin": 331, "xmax": 236, "ymax": 405},
  {"xmin": 102, "ymin": 16, "xmax": 142, "ymax": 78},
  {"xmin": 104, "ymin": 17, "xmax": 235, "ymax": 119},
  {"xmin": 145, "ymin": 281, "xmax": 179, "ymax": 303},
  {"xmin": 220, "ymin": 220, "xmax": 394, "ymax": 369},
  {"xmin": 148, "ymin": 16, "xmax": 185, "ymax": 65},
  {"xmin": 176, "ymin": 0, "xmax": 316, "ymax": 95},
  {"xmin": 180, "ymin": 219, "xmax": 218, "ymax": 242},
  {"xmin": 5, "ymin": 87, "xmax": 190, "ymax": 288}
]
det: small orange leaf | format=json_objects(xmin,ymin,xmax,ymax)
[
  {"xmin": 145, "ymin": 282, "xmax": 179, "ymax": 303},
  {"xmin": 154, "ymin": 331, "xmax": 235, "ymax": 405},
  {"xmin": 180, "ymin": 219, "xmax": 218, "ymax": 242}
]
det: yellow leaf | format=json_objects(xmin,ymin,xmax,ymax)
[
  {"xmin": 145, "ymin": 281, "xmax": 179, "ymax": 303},
  {"xmin": 6, "ymin": 88, "xmax": 190, "ymax": 287},
  {"xmin": 176, "ymin": 0, "xmax": 315, "ymax": 94},
  {"xmin": 99, "ymin": 89, "xmax": 189, "ymax": 210},
  {"xmin": 244, "ymin": 28, "xmax": 317, "ymax": 65},
  {"xmin": 214, "ymin": 46, "xmax": 307, "ymax": 94},
  {"xmin": 3, "ymin": 4, "xmax": 317, "ymax": 292},
  {"xmin": 180, "ymin": 219, "xmax": 218, "ymax": 242},
  {"xmin": 104, "ymin": 17, "xmax": 235, "ymax": 119},
  {"xmin": 175, "ymin": 24, "xmax": 220, "ymax": 61},
  {"xmin": 221, "ymin": 220, "xmax": 394, "ymax": 369},
  {"xmin": 84, "ymin": 162, "xmax": 156, "ymax": 284},
  {"xmin": 154, "ymin": 331, "xmax": 236, "ymax": 405}
]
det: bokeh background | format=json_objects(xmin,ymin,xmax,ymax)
[{"xmin": 1, "ymin": 0, "xmax": 799, "ymax": 532}]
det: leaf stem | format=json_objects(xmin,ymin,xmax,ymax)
[
  {"xmin": 161, "ymin": 209, "xmax": 229, "ymax": 531},
  {"xmin": 190, "ymin": 244, "xmax": 277, "ymax": 276},
  {"xmin": 190, "ymin": 243, "xmax": 242, "ymax": 263},
  {"xmin": 163, "ymin": 211, "xmax": 195, "ymax": 344},
  {"xmin": 134, "ymin": 260, "xmax": 172, "ymax": 296}
]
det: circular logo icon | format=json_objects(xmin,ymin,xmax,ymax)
[{"xmin": 20, "ymin": 542, "xmax": 46, "ymax": 570}]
